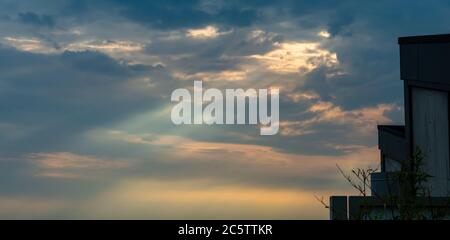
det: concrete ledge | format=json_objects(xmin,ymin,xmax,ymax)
[{"xmin": 330, "ymin": 196, "xmax": 348, "ymax": 220}]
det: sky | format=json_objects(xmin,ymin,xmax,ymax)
[{"xmin": 0, "ymin": 0, "xmax": 450, "ymax": 219}]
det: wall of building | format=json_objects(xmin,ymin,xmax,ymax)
[
  {"xmin": 411, "ymin": 87, "xmax": 449, "ymax": 196},
  {"xmin": 385, "ymin": 157, "xmax": 401, "ymax": 172}
]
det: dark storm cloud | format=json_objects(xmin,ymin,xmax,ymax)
[
  {"xmin": 104, "ymin": 0, "xmax": 352, "ymax": 31},
  {"xmin": 0, "ymin": 45, "xmax": 182, "ymax": 203},
  {"xmin": 109, "ymin": 0, "xmax": 260, "ymax": 29},
  {"xmin": 100, "ymin": 0, "xmax": 450, "ymax": 111},
  {"xmin": 145, "ymin": 28, "xmax": 281, "ymax": 73},
  {"xmin": 18, "ymin": 12, "xmax": 55, "ymax": 28},
  {"xmin": 0, "ymin": 46, "xmax": 170, "ymax": 155}
]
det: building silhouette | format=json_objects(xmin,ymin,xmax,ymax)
[{"xmin": 330, "ymin": 34, "xmax": 450, "ymax": 220}]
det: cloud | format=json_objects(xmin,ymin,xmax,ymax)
[
  {"xmin": 280, "ymin": 102, "xmax": 398, "ymax": 137},
  {"xmin": 108, "ymin": 0, "xmax": 261, "ymax": 29},
  {"xmin": 186, "ymin": 25, "xmax": 231, "ymax": 39},
  {"xmin": 2, "ymin": 36, "xmax": 147, "ymax": 63},
  {"xmin": 66, "ymin": 40, "xmax": 144, "ymax": 53},
  {"xmin": 30, "ymin": 152, "xmax": 129, "ymax": 169},
  {"xmin": 3, "ymin": 0, "xmax": 450, "ymax": 219},
  {"xmin": 0, "ymin": 46, "xmax": 171, "ymax": 157},
  {"xmin": 173, "ymin": 70, "xmax": 247, "ymax": 82},
  {"xmin": 29, "ymin": 152, "xmax": 130, "ymax": 180},
  {"xmin": 17, "ymin": 12, "xmax": 55, "ymax": 28},
  {"xmin": 34, "ymin": 172, "xmax": 84, "ymax": 179},
  {"xmin": 317, "ymin": 30, "xmax": 331, "ymax": 38},
  {"xmin": 286, "ymin": 91, "xmax": 320, "ymax": 103},
  {"xmin": 103, "ymin": 130, "xmax": 379, "ymax": 190},
  {"xmin": 248, "ymin": 41, "xmax": 338, "ymax": 74},
  {"xmin": 3, "ymin": 37, "xmax": 57, "ymax": 53}
]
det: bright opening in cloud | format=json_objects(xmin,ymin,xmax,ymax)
[
  {"xmin": 186, "ymin": 26, "xmax": 231, "ymax": 39},
  {"xmin": 317, "ymin": 30, "xmax": 331, "ymax": 38},
  {"xmin": 249, "ymin": 41, "xmax": 338, "ymax": 74}
]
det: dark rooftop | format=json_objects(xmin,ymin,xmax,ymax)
[
  {"xmin": 399, "ymin": 33, "xmax": 450, "ymax": 45},
  {"xmin": 377, "ymin": 125, "xmax": 405, "ymax": 138}
]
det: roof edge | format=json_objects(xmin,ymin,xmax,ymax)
[{"xmin": 399, "ymin": 34, "xmax": 450, "ymax": 45}]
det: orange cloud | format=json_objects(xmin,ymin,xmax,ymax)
[
  {"xmin": 280, "ymin": 102, "xmax": 398, "ymax": 137},
  {"xmin": 249, "ymin": 41, "xmax": 338, "ymax": 74},
  {"xmin": 29, "ymin": 152, "xmax": 130, "ymax": 179},
  {"xmin": 107, "ymin": 130, "xmax": 379, "ymax": 178},
  {"xmin": 30, "ymin": 152, "xmax": 129, "ymax": 169}
]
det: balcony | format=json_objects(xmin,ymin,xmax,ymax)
[{"xmin": 377, "ymin": 125, "xmax": 406, "ymax": 172}]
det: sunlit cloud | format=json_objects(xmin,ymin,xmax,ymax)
[
  {"xmin": 186, "ymin": 25, "xmax": 231, "ymax": 39},
  {"xmin": 280, "ymin": 102, "xmax": 398, "ymax": 137},
  {"xmin": 249, "ymin": 41, "xmax": 338, "ymax": 74},
  {"xmin": 29, "ymin": 152, "xmax": 130, "ymax": 179},
  {"xmin": 325, "ymin": 143, "xmax": 369, "ymax": 153},
  {"xmin": 3, "ymin": 37, "xmax": 57, "ymax": 53},
  {"xmin": 286, "ymin": 91, "xmax": 320, "ymax": 103},
  {"xmin": 66, "ymin": 40, "xmax": 144, "ymax": 53},
  {"xmin": 173, "ymin": 70, "xmax": 247, "ymax": 82},
  {"xmin": 108, "ymin": 131, "xmax": 287, "ymax": 162},
  {"xmin": 280, "ymin": 121, "xmax": 316, "ymax": 136},
  {"xmin": 248, "ymin": 30, "xmax": 279, "ymax": 44},
  {"xmin": 107, "ymin": 130, "xmax": 378, "ymax": 173},
  {"xmin": 317, "ymin": 30, "xmax": 331, "ymax": 38},
  {"xmin": 308, "ymin": 102, "xmax": 395, "ymax": 126},
  {"xmin": 2, "ymin": 36, "xmax": 146, "ymax": 62},
  {"xmin": 30, "ymin": 152, "xmax": 129, "ymax": 169},
  {"xmin": 34, "ymin": 172, "xmax": 84, "ymax": 179}
]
